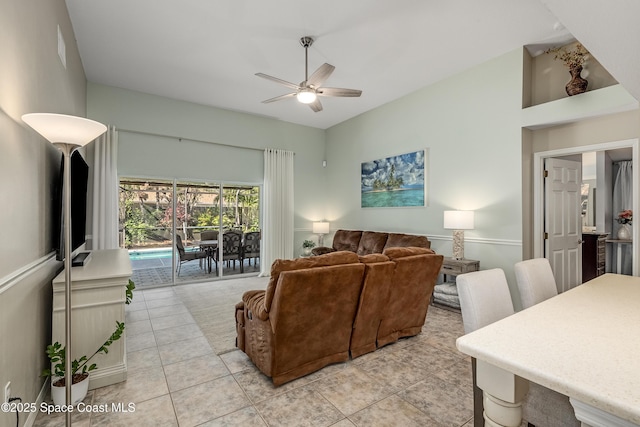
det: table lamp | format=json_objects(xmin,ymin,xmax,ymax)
[
  {"xmin": 444, "ymin": 210, "xmax": 474, "ymax": 260},
  {"xmin": 312, "ymin": 221, "xmax": 330, "ymax": 247},
  {"xmin": 23, "ymin": 113, "xmax": 107, "ymax": 426}
]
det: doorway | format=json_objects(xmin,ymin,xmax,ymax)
[{"xmin": 533, "ymin": 139, "xmax": 639, "ymax": 285}]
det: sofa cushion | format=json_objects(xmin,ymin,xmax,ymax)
[
  {"xmin": 332, "ymin": 229, "xmax": 363, "ymax": 252},
  {"xmin": 377, "ymin": 253, "xmax": 443, "ymax": 347},
  {"xmin": 264, "ymin": 251, "xmax": 360, "ymax": 311},
  {"xmin": 384, "ymin": 233, "xmax": 431, "ymax": 250},
  {"xmin": 382, "ymin": 246, "xmax": 435, "ymax": 260},
  {"xmin": 351, "ymin": 255, "xmax": 395, "ymax": 358},
  {"xmin": 358, "ymin": 253, "xmax": 389, "ymax": 264},
  {"xmin": 357, "ymin": 231, "xmax": 389, "ymax": 255}
]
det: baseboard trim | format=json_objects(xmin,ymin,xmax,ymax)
[{"xmin": 24, "ymin": 377, "xmax": 49, "ymax": 427}]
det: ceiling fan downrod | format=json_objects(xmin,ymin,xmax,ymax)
[{"xmin": 300, "ymin": 36, "xmax": 314, "ymax": 83}]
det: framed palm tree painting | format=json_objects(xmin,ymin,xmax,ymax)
[{"xmin": 361, "ymin": 149, "xmax": 426, "ymax": 208}]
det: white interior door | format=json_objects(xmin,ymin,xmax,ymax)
[{"xmin": 544, "ymin": 158, "xmax": 582, "ymax": 292}]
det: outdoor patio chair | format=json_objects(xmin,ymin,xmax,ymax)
[
  {"xmin": 176, "ymin": 234, "xmax": 208, "ymax": 276},
  {"xmin": 214, "ymin": 230, "xmax": 243, "ymax": 273},
  {"xmin": 200, "ymin": 230, "xmax": 218, "ymax": 241},
  {"xmin": 242, "ymin": 231, "xmax": 260, "ymax": 267}
]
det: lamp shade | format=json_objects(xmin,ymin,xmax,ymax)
[
  {"xmin": 444, "ymin": 210, "xmax": 474, "ymax": 230},
  {"xmin": 312, "ymin": 221, "xmax": 330, "ymax": 234},
  {"xmin": 22, "ymin": 113, "xmax": 107, "ymax": 146}
]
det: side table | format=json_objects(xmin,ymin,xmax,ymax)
[
  {"xmin": 441, "ymin": 257, "xmax": 480, "ymax": 280},
  {"xmin": 432, "ymin": 257, "xmax": 480, "ymax": 311}
]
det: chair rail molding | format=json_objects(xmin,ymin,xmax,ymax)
[
  {"xmin": 429, "ymin": 235, "xmax": 522, "ymax": 247},
  {"xmin": 0, "ymin": 252, "xmax": 58, "ymax": 295}
]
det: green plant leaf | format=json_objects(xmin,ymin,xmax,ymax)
[
  {"xmin": 126, "ymin": 279, "xmax": 136, "ymax": 304},
  {"xmin": 43, "ymin": 321, "xmax": 126, "ymax": 377}
]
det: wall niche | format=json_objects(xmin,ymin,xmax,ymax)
[{"xmin": 525, "ymin": 41, "xmax": 618, "ymax": 108}]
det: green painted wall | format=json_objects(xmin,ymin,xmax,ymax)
[
  {"xmin": 0, "ymin": 0, "xmax": 87, "ymax": 422},
  {"xmin": 324, "ymin": 49, "xmax": 525, "ymax": 284},
  {"xmin": 87, "ymin": 83, "xmax": 328, "ymax": 252}
]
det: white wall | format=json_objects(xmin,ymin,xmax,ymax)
[
  {"xmin": 325, "ymin": 49, "xmax": 525, "ymax": 285},
  {"xmin": 0, "ymin": 0, "xmax": 88, "ymax": 423},
  {"xmin": 87, "ymin": 83, "xmax": 328, "ymax": 253}
]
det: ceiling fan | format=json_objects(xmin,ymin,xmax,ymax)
[{"xmin": 256, "ymin": 36, "xmax": 362, "ymax": 112}]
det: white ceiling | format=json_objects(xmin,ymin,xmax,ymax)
[{"xmin": 64, "ymin": 0, "xmax": 639, "ymax": 130}]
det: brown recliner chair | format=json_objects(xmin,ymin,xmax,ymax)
[
  {"xmin": 377, "ymin": 247, "xmax": 443, "ymax": 347},
  {"xmin": 349, "ymin": 254, "xmax": 396, "ymax": 358},
  {"xmin": 236, "ymin": 251, "xmax": 365, "ymax": 386}
]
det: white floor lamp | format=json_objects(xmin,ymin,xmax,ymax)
[{"xmin": 22, "ymin": 113, "xmax": 107, "ymax": 426}]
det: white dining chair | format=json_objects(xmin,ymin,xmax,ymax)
[
  {"xmin": 457, "ymin": 267, "xmax": 579, "ymax": 427},
  {"xmin": 457, "ymin": 268, "xmax": 514, "ymax": 427},
  {"xmin": 514, "ymin": 258, "xmax": 558, "ymax": 309},
  {"xmin": 513, "ymin": 258, "xmax": 579, "ymax": 426},
  {"xmin": 457, "ymin": 268, "xmax": 514, "ymax": 334}
]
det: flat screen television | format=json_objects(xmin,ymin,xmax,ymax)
[{"xmin": 53, "ymin": 151, "xmax": 89, "ymax": 261}]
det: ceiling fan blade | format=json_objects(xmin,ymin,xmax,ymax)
[
  {"xmin": 261, "ymin": 92, "xmax": 296, "ymax": 103},
  {"xmin": 309, "ymin": 98, "xmax": 323, "ymax": 112},
  {"xmin": 307, "ymin": 63, "xmax": 335, "ymax": 87},
  {"xmin": 255, "ymin": 73, "xmax": 300, "ymax": 90},
  {"xmin": 318, "ymin": 87, "xmax": 362, "ymax": 97}
]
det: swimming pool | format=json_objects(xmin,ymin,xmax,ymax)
[{"xmin": 128, "ymin": 248, "xmax": 172, "ymax": 260}]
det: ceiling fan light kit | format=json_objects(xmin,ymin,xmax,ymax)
[
  {"xmin": 296, "ymin": 88, "xmax": 317, "ymax": 104},
  {"xmin": 256, "ymin": 36, "xmax": 362, "ymax": 112}
]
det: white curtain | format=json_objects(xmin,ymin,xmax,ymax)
[
  {"xmin": 260, "ymin": 149, "xmax": 294, "ymax": 276},
  {"xmin": 612, "ymin": 160, "xmax": 633, "ymax": 274},
  {"xmin": 91, "ymin": 125, "xmax": 119, "ymax": 250}
]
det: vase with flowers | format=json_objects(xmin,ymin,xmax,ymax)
[
  {"xmin": 545, "ymin": 43, "xmax": 590, "ymax": 96},
  {"xmin": 616, "ymin": 209, "xmax": 632, "ymax": 240}
]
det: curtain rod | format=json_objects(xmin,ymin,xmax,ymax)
[{"xmin": 117, "ymin": 128, "xmax": 269, "ymax": 153}]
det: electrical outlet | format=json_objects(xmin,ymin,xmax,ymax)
[{"xmin": 4, "ymin": 382, "xmax": 10, "ymax": 404}]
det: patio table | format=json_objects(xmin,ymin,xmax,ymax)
[{"xmin": 197, "ymin": 240, "xmax": 218, "ymax": 273}]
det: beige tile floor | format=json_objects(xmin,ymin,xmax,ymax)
[{"xmin": 34, "ymin": 276, "xmax": 478, "ymax": 427}]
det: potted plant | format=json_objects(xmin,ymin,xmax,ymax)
[
  {"xmin": 302, "ymin": 239, "xmax": 316, "ymax": 256},
  {"xmin": 545, "ymin": 43, "xmax": 590, "ymax": 96},
  {"xmin": 43, "ymin": 321, "xmax": 125, "ymax": 405}
]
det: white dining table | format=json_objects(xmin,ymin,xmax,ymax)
[{"xmin": 456, "ymin": 273, "xmax": 640, "ymax": 427}]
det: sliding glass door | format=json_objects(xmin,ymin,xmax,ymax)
[
  {"xmin": 119, "ymin": 180, "xmax": 175, "ymax": 287},
  {"xmin": 220, "ymin": 185, "xmax": 261, "ymax": 275},
  {"xmin": 119, "ymin": 178, "xmax": 261, "ymax": 287}
]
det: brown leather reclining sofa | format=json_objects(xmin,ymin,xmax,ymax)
[
  {"xmin": 311, "ymin": 229, "xmax": 431, "ymax": 256},
  {"xmin": 235, "ymin": 245, "xmax": 443, "ymax": 386}
]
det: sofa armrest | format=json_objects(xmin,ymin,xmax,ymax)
[
  {"xmin": 235, "ymin": 301, "xmax": 245, "ymax": 324},
  {"xmin": 242, "ymin": 290, "xmax": 270, "ymax": 321},
  {"xmin": 311, "ymin": 246, "xmax": 335, "ymax": 256}
]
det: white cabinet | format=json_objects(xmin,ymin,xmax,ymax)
[{"xmin": 52, "ymin": 249, "xmax": 132, "ymax": 390}]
